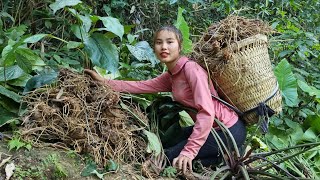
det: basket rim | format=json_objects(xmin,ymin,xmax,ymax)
[{"xmin": 228, "ymin": 34, "xmax": 268, "ymax": 51}]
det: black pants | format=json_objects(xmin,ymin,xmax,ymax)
[{"xmin": 164, "ymin": 119, "xmax": 246, "ymax": 166}]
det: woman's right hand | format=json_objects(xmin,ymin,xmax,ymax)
[{"xmin": 84, "ymin": 69, "xmax": 104, "ymax": 83}]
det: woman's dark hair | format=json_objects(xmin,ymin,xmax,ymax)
[{"xmin": 153, "ymin": 25, "xmax": 183, "ymax": 48}]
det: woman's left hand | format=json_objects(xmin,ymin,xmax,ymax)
[{"xmin": 172, "ymin": 154, "xmax": 192, "ymax": 174}]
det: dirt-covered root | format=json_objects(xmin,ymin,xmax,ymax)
[
  {"xmin": 192, "ymin": 15, "xmax": 273, "ymax": 74},
  {"xmin": 21, "ymin": 69, "xmax": 149, "ymax": 169}
]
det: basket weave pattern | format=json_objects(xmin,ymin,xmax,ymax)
[{"xmin": 213, "ymin": 34, "xmax": 282, "ymax": 124}]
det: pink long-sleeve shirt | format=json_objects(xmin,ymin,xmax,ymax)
[{"xmin": 106, "ymin": 56, "xmax": 238, "ymax": 159}]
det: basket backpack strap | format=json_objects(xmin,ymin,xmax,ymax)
[
  {"xmin": 183, "ymin": 59, "xmax": 244, "ymax": 116},
  {"xmin": 211, "ymin": 94, "xmax": 244, "ymax": 116},
  {"xmin": 243, "ymin": 82, "xmax": 279, "ymax": 134}
]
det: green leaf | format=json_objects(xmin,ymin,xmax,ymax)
[
  {"xmin": 1, "ymin": 44, "xmax": 14, "ymax": 65},
  {"xmin": 274, "ymin": 59, "xmax": 298, "ymax": 107},
  {"xmin": 302, "ymin": 128, "xmax": 317, "ymax": 142},
  {"xmin": 67, "ymin": 41, "xmax": 82, "ymax": 49},
  {"xmin": 303, "ymin": 114, "xmax": 320, "ymax": 134},
  {"xmin": 81, "ymin": 162, "xmax": 105, "ymax": 179},
  {"xmin": 278, "ymin": 50, "xmax": 293, "ymax": 58},
  {"xmin": 98, "ymin": 17, "xmax": 124, "ymax": 40},
  {"xmin": 81, "ymin": 162, "xmax": 97, "ymax": 177},
  {"xmin": 8, "ymin": 138, "xmax": 25, "ymax": 151},
  {"xmin": 0, "ymin": 105, "xmax": 18, "ymax": 127},
  {"xmin": 71, "ymin": 25, "xmax": 89, "ymax": 41},
  {"xmin": 269, "ymin": 135, "xmax": 288, "ymax": 149},
  {"xmin": 179, "ymin": 111, "xmax": 194, "ymax": 127},
  {"xmin": 49, "ymin": 0, "xmax": 82, "ymax": 14},
  {"xmin": 126, "ymin": 41, "xmax": 159, "ymax": 66},
  {"xmin": 63, "ymin": 59, "xmax": 80, "ymax": 65},
  {"xmin": 0, "ymin": 85, "xmax": 21, "ymax": 102},
  {"xmin": 127, "ymin": 34, "xmax": 135, "ymax": 44},
  {"xmin": 0, "ymin": 65, "xmax": 26, "ymax": 82},
  {"xmin": 79, "ymin": 14, "xmax": 92, "ymax": 33},
  {"xmin": 174, "ymin": 7, "xmax": 192, "ymax": 54},
  {"xmin": 91, "ymin": 170, "xmax": 104, "ymax": 179},
  {"xmin": 84, "ymin": 33, "xmax": 119, "ymax": 73},
  {"xmin": 25, "ymin": 143, "xmax": 32, "ymax": 151},
  {"xmin": 143, "ymin": 130, "xmax": 161, "ymax": 156},
  {"xmin": 15, "ymin": 48, "xmax": 41, "ymax": 73},
  {"xmin": 0, "ymin": 95, "xmax": 20, "ymax": 113},
  {"xmin": 297, "ymin": 80, "xmax": 320, "ymax": 98},
  {"xmin": 0, "ymin": 11, "xmax": 15, "ymax": 23},
  {"xmin": 23, "ymin": 71, "xmax": 58, "ymax": 94},
  {"xmin": 285, "ymin": 119, "xmax": 304, "ymax": 144},
  {"xmin": 105, "ymin": 160, "xmax": 118, "ymax": 171},
  {"xmin": 24, "ymin": 34, "xmax": 48, "ymax": 43},
  {"xmin": 170, "ymin": 0, "xmax": 178, "ymax": 4}
]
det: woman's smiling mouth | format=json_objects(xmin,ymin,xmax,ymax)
[{"xmin": 160, "ymin": 52, "xmax": 169, "ymax": 58}]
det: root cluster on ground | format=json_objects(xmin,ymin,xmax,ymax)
[{"xmin": 21, "ymin": 69, "xmax": 149, "ymax": 170}]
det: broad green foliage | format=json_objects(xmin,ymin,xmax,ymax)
[
  {"xmin": 126, "ymin": 41, "xmax": 159, "ymax": 67},
  {"xmin": 84, "ymin": 33, "xmax": 119, "ymax": 73},
  {"xmin": 50, "ymin": 0, "xmax": 82, "ymax": 14},
  {"xmin": 274, "ymin": 59, "xmax": 298, "ymax": 107},
  {"xmin": 98, "ymin": 17, "xmax": 124, "ymax": 40},
  {"xmin": 175, "ymin": 7, "xmax": 192, "ymax": 54}
]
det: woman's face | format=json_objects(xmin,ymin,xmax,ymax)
[{"xmin": 154, "ymin": 30, "xmax": 181, "ymax": 66}]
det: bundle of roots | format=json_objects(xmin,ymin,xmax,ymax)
[
  {"xmin": 21, "ymin": 69, "xmax": 149, "ymax": 168},
  {"xmin": 192, "ymin": 15, "xmax": 274, "ymax": 74}
]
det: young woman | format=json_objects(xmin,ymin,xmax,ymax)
[{"xmin": 84, "ymin": 25, "xmax": 246, "ymax": 174}]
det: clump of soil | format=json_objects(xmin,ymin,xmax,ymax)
[
  {"xmin": 192, "ymin": 15, "xmax": 274, "ymax": 73},
  {"xmin": 20, "ymin": 69, "xmax": 151, "ymax": 177}
]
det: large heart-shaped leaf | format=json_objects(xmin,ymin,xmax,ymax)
[
  {"xmin": 98, "ymin": 17, "xmax": 124, "ymax": 40},
  {"xmin": 274, "ymin": 59, "xmax": 298, "ymax": 107},
  {"xmin": 49, "ymin": 0, "xmax": 82, "ymax": 14},
  {"xmin": 84, "ymin": 33, "xmax": 119, "ymax": 73},
  {"xmin": 126, "ymin": 41, "xmax": 159, "ymax": 66}
]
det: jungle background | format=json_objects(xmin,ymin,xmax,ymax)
[{"xmin": 0, "ymin": 0, "xmax": 319, "ymax": 179}]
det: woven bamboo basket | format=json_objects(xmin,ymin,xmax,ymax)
[{"xmin": 213, "ymin": 34, "xmax": 282, "ymax": 124}]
